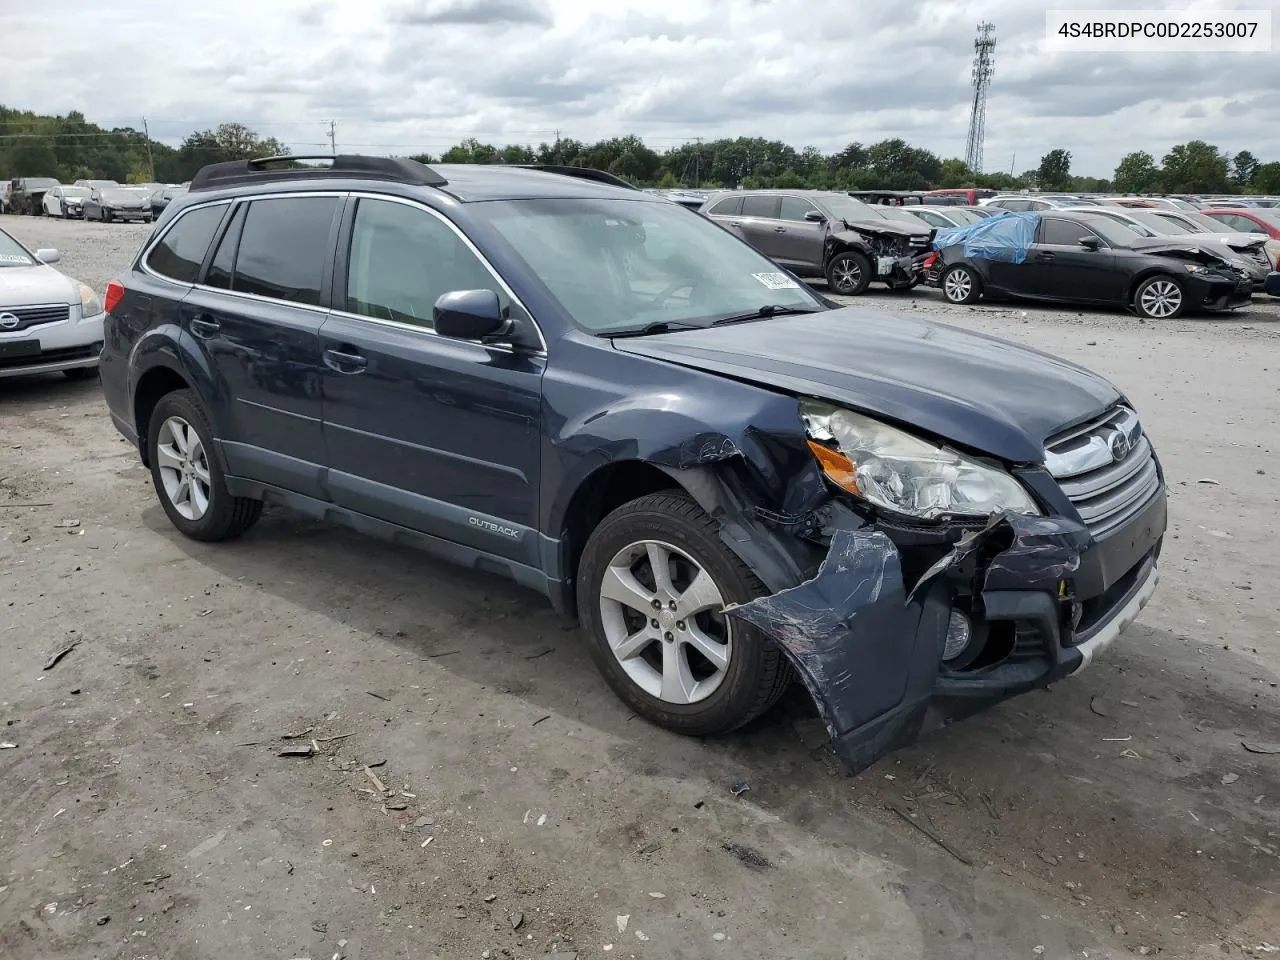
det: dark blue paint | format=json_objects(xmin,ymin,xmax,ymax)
[{"xmin": 98, "ymin": 164, "xmax": 1169, "ymax": 773}]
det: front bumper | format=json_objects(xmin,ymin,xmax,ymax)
[
  {"xmin": 102, "ymin": 207, "xmax": 150, "ymax": 221},
  {"xmin": 0, "ymin": 312, "xmax": 105, "ymax": 378},
  {"xmin": 725, "ymin": 488, "xmax": 1166, "ymax": 775},
  {"xmin": 1190, "ymin": 273, "xmax": 1252, "ymax": 310}
]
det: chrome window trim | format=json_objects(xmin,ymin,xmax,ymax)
[
  {"xmin": 339, "ymin": 191, "xmax": 547, "ymax": 355},
  {"xmin": 139, "ymin": 189, "xmax": 547, "ymax": 355}
]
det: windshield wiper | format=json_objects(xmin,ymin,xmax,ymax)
[
  {"xmin": 607, "ymin": 320, "xmax": 704, "ymax": 339},
  {"xmin": 710, "ymin": 304, "xmax": 819, "ymax": 326}
]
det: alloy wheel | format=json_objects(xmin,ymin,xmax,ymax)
[
  {"xmin": 944, "ymin": 268, "xmax": 973, "ymax": 302},
  {"xmin": 598, "ymin": 539, "xmax": 732, "ymax": 705},
  {"xmin": 155, "ymin": 416, "xmax": 212, "ymax": 521},
  {"xmin": 1139, "ymin": 279, "xmax": 1182, "ymax": 318},
  {"xmin": 832, "ymin": 258, "xmax": 862, "ymax": 293}
]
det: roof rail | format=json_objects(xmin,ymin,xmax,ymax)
[
  {"xmin": 189, "ymin": 154, "xmax": 448, "ymax": 193},
  {"xmin": 509, "ymin": 164, "xmax": 640, "ymax": 191}
]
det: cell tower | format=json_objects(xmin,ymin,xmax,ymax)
[{"xmin": 965, "ymin": 21, "xmax": 996, "ymax": 173}]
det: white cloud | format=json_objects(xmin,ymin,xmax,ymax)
[{"xmin": 3, "ymin": 0, "xmax": 1278, "ymax": 176}]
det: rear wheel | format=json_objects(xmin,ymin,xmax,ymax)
[
  {"xmin": 941, "ymin": 264, "xmax": 981, "ymax": 304},
  {"xmin": 825, "ymin": 250, "xmax": 872, "ymax": 295},
  {"xmin": 147, "ymin": 390, "xmax": 262, "ymax": 541},
  {"xmin": 1133, "ymin": 274, "xmax": 1185, "ymax": 319},
  {"xmin": 577, "ymin": 492, "xmax": 791, "ymax": 737}
]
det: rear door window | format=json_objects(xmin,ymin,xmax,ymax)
[
  {"xmin": 779, "ymin": 196, "xmax": 820, "ymax": 222},
  {"xmin": 231, "ymin": 196, "xmax": 340, "ymax": 306},
  {"xmin": 146, "ymin": 204, "xmax": 227, "ymax": 283},
  {"xmin": 740, "ymin": 195, "xmax": 780, "ymax": 218}
]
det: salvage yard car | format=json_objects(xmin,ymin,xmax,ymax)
[
  {"xmin": 41, "ymin": 184, "xmax": 92, "ymax": 219},
  {"xmin": 930, "ymin": 211, "xmax": 1252, "ymax": 319},
  {"xmin": 0, "ymin": 225, "xmax": 105, "ymax": 380},
  {"xmin": 98, "ymin": 156, "xmax": 1167, "ymax": 773},
  {"xmin": 84, "ymin": 185, "xmax": 153, "ymax": 223},
  {"xmin": 699, "ymin": 189, "xmax": 933, "ymax": 294}
]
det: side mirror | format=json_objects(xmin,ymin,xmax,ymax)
[
  {"xmin": 433, "ymin": 289, "xmax": 507, "ymax": 341},
  {"xmin": 35, "ymin": 248, "xmax": 60, "ymax": 264},
  {"xmin": 1078, "ymin": 237, "xmax": 1100, "ymax": 251},
  {"xmin": 803, "ymin": 210, "xmax": 826, "ymax": 222}
]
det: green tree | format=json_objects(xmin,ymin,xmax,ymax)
[
  {"xmin": 1230, "ymin": 149, "xmax": 1258, "ymax": 187},
  {"xmin": 657, "ymin": 170, "xmax": 678, "ymax": 188},
  {"xmin": 1252, "ymin": 162, "xmax": 1280, "ymax": 194},
  {"xmin": 1160, "ymin": 140, "xmax": 1230, "ymax": 193},
  {"xmin": 1112, "ymin": 151, "xmax": 1161, "ymax": 193},
  {"xmin": 1037, "ymin": 149, "xmax": 1072, "ymax": 190},
  {"xmin": 865, "ymin": 138, "xmax": 941, "ymax": 188},
  {"xmin": 938, "ymin": 158, "xmax": 973, "ymax": 188}
]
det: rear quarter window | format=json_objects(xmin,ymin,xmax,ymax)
[{"xmin": 145, "ymin": 204, "xmax": 227, "ymax": 283}]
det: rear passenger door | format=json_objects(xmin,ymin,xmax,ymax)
[
  {"xmin": 317, "ymin": 195, "xmax": 545, "ymax": 565},
  {"xmin": 178, "ymin": 194, "xmax": 341, "ymax": 498},
  {"xmin": 736, "ymin": 194, "xmax": 782, "ymax": 258},
  {"xmin": 773, "ymin": 196, "xmax": 827, "ymax": 272}
]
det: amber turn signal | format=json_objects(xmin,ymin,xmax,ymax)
[{"xmin": 806, "ymin": 439, "xmax": 860, "ymax": 494}]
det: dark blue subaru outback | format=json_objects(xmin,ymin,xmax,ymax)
[{"xmin": 99, "ymin": 156, "xmax": 1167, "ymax": 773}]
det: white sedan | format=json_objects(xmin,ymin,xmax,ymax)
[
  {"xmin": 41, "ymin": 185, "xmax": 93, "ymax": 219},
  {"xmin": 0, "ymin": 226, "xmax": 105, "ymax": 380}
]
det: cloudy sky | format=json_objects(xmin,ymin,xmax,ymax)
[{"xmin": 4, "ymin": 0, "xmax": 1278, "ymax": 176}]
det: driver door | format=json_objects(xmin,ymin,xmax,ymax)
[{"xmin": 318, "ymin": 195, "xmax": 546, "ymax": 565}]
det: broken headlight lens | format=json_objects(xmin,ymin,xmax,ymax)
[{"xmin": 801, "ymin": 400, "xmax": 1040, "ymax": 520}]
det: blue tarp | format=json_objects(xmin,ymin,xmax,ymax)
[{"xmin": 932, "ymin": 210, "xmax": 1040, "ymax": 264}]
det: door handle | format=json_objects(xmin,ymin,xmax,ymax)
[
  {"xmin": 773, "ymin": 226, "xmax": 787, "ymax": 233},
  {"xmin": 1036, "ymin": 252, "xmax": 1056, "ymax": 261},
  {"xmin": 190, "ymin": 315, "xmax": 220, "ymax": 338},
  {"xmin": 324, "ymin": 346, "xmax": 368, "ymax": 374}
]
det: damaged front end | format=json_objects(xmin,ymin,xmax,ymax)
[
  {"xmin": 825, "ymin": 220, "xmax": 934, "ymax": 288},
  {"xmin": 657, "ymin": 398, "xmax": 1164, "ymax": 776}
]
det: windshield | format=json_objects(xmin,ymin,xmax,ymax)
[
  {"xmin": 1078, "ymin": 216, "xmax": 1146, "ymax": 246},
  {"xmin": 815, "ymin": 195, "xmax": 883, "ymax": 223},
  {"xmin": 1252, "ymin": 210, "xmax": 1280, "ymax": 230},
  {"xmin": 1126, "ymin": 211, "xmax": 1192, "ymax": 234},
  {"xmin": 1181, "ymin": 211, "xmax": 1236, "ymax": 232},
  {"xmin": 474, "ymin": 198, "xmax": 824, "ymax": 334},
  {"xmin": 0, "ymin": 228, "xmax": 36, "ymax": 267},
  {"xmin": 61, "ymin": 186, "xmax": 91, "ymax": 198},
  {"xmin": 101, "ymin": 188, "xmax": 140, "ymax": 201}
]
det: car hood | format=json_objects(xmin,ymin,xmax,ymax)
[
  {"xmin": 0, "ymin": 264, "xmax": 77, "ymax": 308},
  {"xmin": 612, "ymin": 308, "xmax": 1120, "ymax": 463},
  {"xmin": 840, "ymin": 216, "xmax": 931, "ymax": 239}
]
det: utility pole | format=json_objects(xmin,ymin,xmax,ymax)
[
  {"xmin": 327, "ymin": 120, "xmax": 337, "ymax": 155},
  {"xmin": 694, "ymin": 136, "xmax": 702, "ymax": 188},
  {"xmin": 142, "ymin": 117, "xmax": 155, "ymax": 181},
  {"xmin": 1009, "ymin": 152, "xmax": 1016, "ymax": 177}
]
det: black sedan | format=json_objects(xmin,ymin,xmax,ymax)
[
  {"xmin": 84, "ymin": 186, "xmax": 153, "ymax": 223},
  {"xmin": 929, "ymin": 212, "xmax": 1252, "ymax": 319}
]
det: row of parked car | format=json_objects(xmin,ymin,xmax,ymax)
[
  {"xmin": 3, "ymin": 177, "xmax": 189, "ymax": 222},
  {"xmin": 683, "ymin": 187, "xmax": 1278, "ymax": 318}
]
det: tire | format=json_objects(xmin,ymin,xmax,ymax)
[
  {"xmin": 825, "ymin": 250, "xmax": 872, "ymax": 296},
  {"xmin": 63, "ymin": 367, "xmax": 97, "ymax": 381},
  {"xmin": 577, "ymin": 491, "xmax": 792, "ymax": 737},
  {"xmin": 941, "ymin": 264, "xmax": 982, "ymax": 304},
  {"xmin": 146, "ymin": 389, "xmax": 262, "ymax": 542},
  {"xmin": 1133, "ymin": 274, "xmax": 1185, "ymax": 319}
]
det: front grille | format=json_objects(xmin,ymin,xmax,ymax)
[
  {"xmin": 1044, "ymin": 406, "xmax": 1160, "ymax": 538},
  {"xmin": 0, "ymin": 304, "xmax": 70, "ymax": 332}
]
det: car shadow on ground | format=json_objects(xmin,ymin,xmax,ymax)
[
  {"xmin": 0, "ymin": 373, "xmax": 103, "ymax": 406},
  {"xmin": 152, "ymin": 501, "xmax": 1280, "ymax": 944}
]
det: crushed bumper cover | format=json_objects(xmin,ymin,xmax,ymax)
[{"xmin": 724, "ymin": 510, "xmax": 1161, "ymax": 775}]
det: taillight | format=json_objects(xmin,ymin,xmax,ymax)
[
  {"xmin": 104, "ymin": 279, "xmax": 125, "ymax": 315},
  {"xmin": 922, "ymin": 252, "xmax": 939, "ymax": 269}
]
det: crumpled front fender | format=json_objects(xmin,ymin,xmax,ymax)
[{"xmin": 724, "ymin": 512, "xmax": 1090, "ymax": 775}]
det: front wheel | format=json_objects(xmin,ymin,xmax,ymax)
[
  {"xmin": 577, "ymin": 492, "xmax": 792, "ymax": 737},
  {"xmin": 147, "ymin": 390, "xmax": 263, "ymax": 541},
  {"xmin": 825, "ymin": 250, "xmax": 872, "ymax": 296},
  {"xmin": 1133, "ymin": 275, "xmax": 1185, "ymax": 319},
  {"xmin": 941, "ymin": 264, "xmax": 982, "ymax": 304}
]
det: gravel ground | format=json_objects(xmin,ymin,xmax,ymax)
[{"xmin": 1, "ymin": 215, "xmax": 1278, "ymax": 960}]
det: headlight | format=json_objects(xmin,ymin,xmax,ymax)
[
  {"xmin": 78, "ymin": 283, "xmax": 104, "ymax": 317},
  {"xmin": 801, "ymin": 399, "xmax": 1041, "ymax": 520}
]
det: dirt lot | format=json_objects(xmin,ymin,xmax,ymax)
[{"xmin": 1, "ymin": 215, "xmax": 1278, "ymax": 960}]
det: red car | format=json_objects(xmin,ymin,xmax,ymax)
[{"xmin": 1201, "ymin": 207, "xmax": 1280, "ymax": 239}]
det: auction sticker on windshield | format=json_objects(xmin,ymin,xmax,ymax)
[
  {"xmin": 752, "ymin": 272, "xmax": 800, "ymax": 290},
  {"xmin": 0, "ymin": 254, "xmax": 32, "ymax": 264}
]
